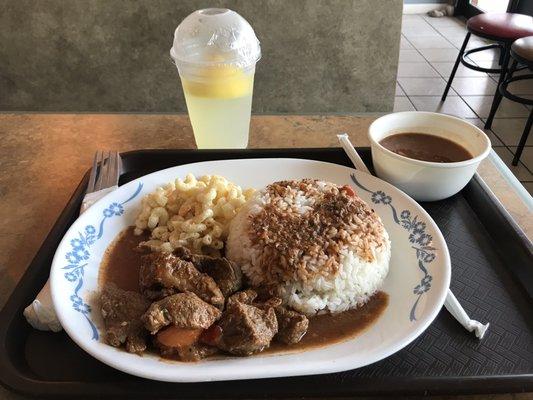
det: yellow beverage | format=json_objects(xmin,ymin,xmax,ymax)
[{"xmin": 181, "ymin": 66, "xmax": 255, "ymax": 149}]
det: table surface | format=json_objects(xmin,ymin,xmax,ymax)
[{"xmin": 0, "ymin": 113, "xmax": 531, "ymax": 400}]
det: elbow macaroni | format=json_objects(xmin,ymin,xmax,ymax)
[{"xmin": 135, "ymin": 174, "xmax": 254, "ymax": 253}]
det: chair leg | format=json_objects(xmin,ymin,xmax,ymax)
[
  {"xmin": 485, "ymin": 44, "xmax": 511, "ymax": 130},
  {"xmin": 498, "ymin": 44, "xmax": 505, "ymax": 66},
  {"xmin": 512, "ymin": 109, "xmax": 533, "ymax": 166},
  {"xmin": 442, "ymin": 32, "xmax": 470, "ymax": 102}
]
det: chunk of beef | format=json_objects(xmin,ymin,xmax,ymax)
[
  {"xmin": 173, "ymin": 247, "xmax": 243, "ymax": 297},
  {"xmin": 229, "ymin": 290, "xmax": 281, "ymax": 310},
  {"xmin": 139, "ymin": 252, "xmax": 224, "ymax": 308},
  {"xmin": 100, "ymin": 283, "xmax": 150, "ymax": 353},
  {"xmin": 191, "ymin": 255, "xmax": 242, "ymax": 297},
  {"xmin": 157, "ymin": 340, "xmax": 218, "ymax": 361},
  {"xmin": 173, "ymin": 246, "xmax": 193, "ymax": 259},
  {"xmin": 227, "ymin": 289, "xmax": 283, "ymax": 310},
  {"xmin": 227, "ymin": 289, "xmax": 257, "ymax": 306},
  {"xmin": 142, "ymin": 292, "xmax": 221, "ymax": 334},
  {"xmin": 274, "ymin": 306, "xmax": 309, "ymax": 344},
  {"xmin": 199, "ymin": 325, "xmax": 223, "ymax": 347},
  {"xmin": 158, "ymin": 341, "xmax": 218, "ymax": 362},
  {"xmin": 215, "ymin": 301, "xmax": 278, "ymax": 356},
  {"xmin": 176, "ymin": 344, "xmax": 218, "ymax": 362},
  {"xmin": 258, "ymin": 297, "xmax": 283, "ymax": 309}
]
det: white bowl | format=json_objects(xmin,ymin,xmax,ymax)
[{"xmin": 368, "ymin": 112, "xmax": 491, "ymax": 202}]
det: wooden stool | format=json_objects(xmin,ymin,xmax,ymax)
[
  {"xmin": 441, "ymin": 13, "xmax": 533, "ymax": 129},
  {"xmin": 496, "ymin": 36, "xmax": 533, "ymax": 165}
]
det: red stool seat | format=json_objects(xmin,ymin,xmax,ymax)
[{"xmin": 467, "ymin": 13, "xmax": 533, "ymax": 41}]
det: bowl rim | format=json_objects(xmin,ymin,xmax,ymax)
[{"xmin": 368, "ymin": 111, "xmax": 491, "ymax": 169}]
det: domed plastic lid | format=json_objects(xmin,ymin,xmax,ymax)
[{"xmin": 170, "ymin": 8, "xmax": 261, "ymax": 69}]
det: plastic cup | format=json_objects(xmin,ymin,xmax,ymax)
[{"xmin": 170, "ymin": 9, "xmax": 261, "ymax": 149}]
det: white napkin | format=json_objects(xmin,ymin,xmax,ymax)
[
  {"xmin": 23, "ymin": 186, "xmax": 118, "ymax": 332},
  {"xmin": 23, "ymin": 281, "xmax": 62, "ymax": 332},
  {"xmin": 80, "ymin": 186, "xmax": 118, "ymax": 214}
]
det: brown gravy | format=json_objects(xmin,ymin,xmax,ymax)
[
  {"xmin": 99, "ymin": 227, "xmax": 389, "ymax": 357},
  {"xmin": 98, "ymin": 227, "xmax": 148, "ymax": 292},
  {"xmin": 380, "ymin": 132, "xmax": 472, "ymax": 163},
  {"xmin": 265, "ymin": 291, "xmax": 388, "ymax": 355}
]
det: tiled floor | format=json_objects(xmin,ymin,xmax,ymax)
[{"xmin": 396, "ymin": 14, "xmax": 533, "ymax": 195}]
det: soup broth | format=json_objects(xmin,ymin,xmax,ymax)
[{"xmin": 379, "ymin": 133, "xmax": 472, "ymax": 163}]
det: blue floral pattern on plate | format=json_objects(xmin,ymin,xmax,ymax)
[
  {"xmin": 62, "ymin": 182, "xmax": 143, "ymax": 339},
  {"xmin": 350, "ymin": 174, "xmax": 437, "ymax": 322}
]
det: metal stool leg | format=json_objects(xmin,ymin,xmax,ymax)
[
  {"xmin": 512, "ymin": 108, "xmax": 533, "ymax": 166},
  {"xmin": 442, "ymin": 32, "xmax": 471, "ymax": 102},
  {"xmin": 485, "ymin": 43, "xmax": 512, "ymax": 129},
  {"xmin": 498, "ymin": 45, "xmax": 505, "ymax": 66}
]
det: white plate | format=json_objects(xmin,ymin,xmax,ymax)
[{"xmin": 50, "ymin": 158, "xmax": 451, "ymax": 382}]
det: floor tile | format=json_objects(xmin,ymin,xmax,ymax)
[
  {"xmin": 450, "ymin": 77, "xmax": 498, "ymax": 96},
  {"xmin": 464, "ymin": 118, "xmax": 505, "ymax": 146},
  {"xmin": 488, "ymin": 73, "xmax": 500, "ymax": 83},
  {"xmin": 466, "ymin": 47, "xmax": 501, "ymax": 63},
  {"xmin": 393, "ymin": 97, "xmax": 416, "ymax": 112},
  {"xmin": 444, "ymin": 35, "xmax": 468, "ymax": 49},
  {"xmin": 475, "ymin": 59, "xmax": 502, "ymax": 72},
  {"xmin": 419, "ymin": 48, "xmax": 461, "ymax": 62},
  {"xmin": 397, "ymin": 62, "xmax": 440, "ymax": 78},
  {"xmin": 402, "ymin": 26, "xmax": 440, "ymax": 39},
  {"xmin": 399, "ymin": 50, "xmax": 426, "ymax": 63},
  {"xmin": 403, "ymin": 15, "xmax": 425, "ymax": 21},
  {"xmin": 396, "ymin": 82, "xmax": 406, "ymax": 96},
  {"xmin": 397, "ymin": 77, "xmax": 456, "ymax": 96},
  {"xmin": 446, "ymin": 36, "xmax": 492, "ymax": 50},
  {"xmin": 510, "ymin": 68, "xmax": 533, "ymax": 78},
  {"xmin": 490, "ymin": 118, "xmax": 533, "ymax": 147},
  {"xmin": 430, "ymin": 62, "xmax": 487, "ymax": 78},
  {"xmin": 401, "ymin": 19, "xmax": 434, "ymax": 29},
  {"xmin": 505, "ymin": 78, "xmax": 533, "ymax": 95},
  {"xmin": 402, "ymin": 15, "xmax": 426, "ymax": 26},
  {"xmin": 462, "ymin": 96, "xmax": 531, "ymax": 118},
  {"xmin": 434, "ymin": 26, "xmax": 468, "ymax": 37},
  {"xmin": 493, "ymin": 147, "xmax": 533, "ymax": 181},
  {"xmin": 409, "ymin": 96, "xmax": 477, "ymax": 118},
  {"xmin": 522, "ymin": 181, "xmax": 533, "ymax": 196},
  {"xmin": 508, "ymin": 147, "xmax": 533, "ymax": 171},
  {"xmin": 400, "ymin": 36, "xmax": 414, "ymax": 50},
  {"xmin": 423, "ymin": 16, "xmax": 466, "ymax": 28},
  {"xmin": 407, "ymin": 36, "xmax": 455, "ymax": 49}
]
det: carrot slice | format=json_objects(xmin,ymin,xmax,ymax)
[
  {"xmin": 341, "ymin": 185, "xmax": 356, "ymax": 197},
  {"xmin": 156, "ymin": 326, "xmax": 202, "ymax": 348}
]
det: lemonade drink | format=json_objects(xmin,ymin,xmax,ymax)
[
  {"xmin": 181, "ymin": 66, "xmax": 255, "ymax": 148},
  {"xmin": 170, "ymin": 8, "xmax": 261, "ymax": 149}
]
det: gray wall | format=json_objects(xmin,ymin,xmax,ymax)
[{"xmin": 0, "ymin": 0, "xmax": 402, "ymax": 113}]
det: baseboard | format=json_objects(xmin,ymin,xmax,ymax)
[{"xmin": 403, "ymin": 3, "xmax": 445, "ymax": 14}]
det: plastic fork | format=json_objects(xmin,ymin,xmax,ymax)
[
  {"xmin": 81, "ymin": 151, "xmax": 121, "ymax": 213},
  {"xmin": 86, "ymin": 150, "xmax": 120, "ymax": 194}
]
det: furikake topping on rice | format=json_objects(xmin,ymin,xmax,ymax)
[{"xmin": 248, "ymin": 179, "xmax": 387, "ymax": 285}]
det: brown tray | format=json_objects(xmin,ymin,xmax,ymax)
[{"xmin": 0, "ymin": 148, "xmax": 532, "ymax": 398}]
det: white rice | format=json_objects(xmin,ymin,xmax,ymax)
[{"xmin": 226, "ymin": 181, "xmax": 391, "ymax": 315}]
